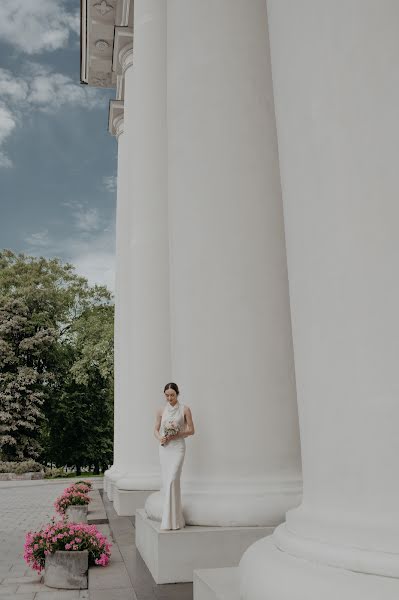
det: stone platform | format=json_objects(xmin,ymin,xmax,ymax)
[
  {"xmin": 113, "ymin": 489, "xmax": 153, "ymax": 517},
  {"xmin": 135, "ymin": 508, "xmax": 273, "ymax": 584}
]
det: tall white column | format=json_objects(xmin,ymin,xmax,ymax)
[
  {"xmin": 240, "ymin": 2, "xmax": 399, "ymax": 598},
  {"xmin": 104, "ymin": 111, "xmax": 128, "ymax": 497},
  {"xmin": 113, "ymin": 0, "xmax": 171, "ymax": 514},
  {"xmin": 145, "ymin": 0, "xmax": 301, "ymax": 527}
]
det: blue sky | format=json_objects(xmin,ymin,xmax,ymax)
[{"xmin": 0, "ymin": 0, "xmax": 117, "ymax": 291}]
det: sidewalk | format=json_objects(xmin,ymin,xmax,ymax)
[
  {"xmin": 98, "ymin": 491, "xmax": 192, "ymax": 600},
  {"xmin": 0, "ymin": 479, "xmax": 192, "ymax": 600}
]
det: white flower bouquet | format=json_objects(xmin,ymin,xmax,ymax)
[{"xmin": 161, "ymin": 420, "xmax": 180, "ymax": 445}]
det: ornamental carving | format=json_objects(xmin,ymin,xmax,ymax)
[
  {"xmin": 95, "ymin": 39, "xmax": 110, "ymax": 51},
  {"xmin": 91, "ymin": 73, "xmax": 112, "ymax": 87},
  {"xmin": 93, "ymin": 1, "xmax": 114, "ymax": 17}
]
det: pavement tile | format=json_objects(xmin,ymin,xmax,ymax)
[
  {"xmin": 89, "ymin": 562, "xmax": 132, "ymax": 590},
  {"xmin": 3, "ymin": 575, "xmax": 42, "ymax": 584},
  {"xmin": 0, "ymin": 585, "xmax": 18, "ymax": 595},
  {"xmin": 89, "ymin": 589, "xmax": 137, "ymax": 600},
  {"xmin": 35, "ymin": 591, "xmax": 81, "ymax": 599},
  {"xmin": 0, "ymin": 595, "xmax": 35, "ymax": 600},
  {"xmin": 16, "ymin": 582, "xmax": 54, "ymax": 592}
]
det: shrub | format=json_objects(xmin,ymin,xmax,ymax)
[
  {"xmin": 44, "ymin": 467, "xmax": 66, "ymax": 479},
  {"xmin": 0, "ymin": 460, "xmax": 43, "ymax": 474},
  {"xmin": 54, "ymin": 486, "xmax": 91, "ymax": 515},
  {"xmin": 24, "ymin": 520, "xmax": 112, "ymax": 572}
]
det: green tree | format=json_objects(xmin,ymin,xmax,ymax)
[
  {"xmin": 44, "ymin": 303, "xmax": 114, "ymax": 473},
  {"xmin": 0, "ymin": 249, "xmax": 114, "ymax": 466},
  {"xmin": 0, "ymin": 297, "xmax": 56, "ymax": 459}
]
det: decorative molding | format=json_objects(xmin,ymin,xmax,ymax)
[
  {"xmin": 90, "ymin": 72, "xmax": 113, "ymax": 87},
  {"xmin": 115, "ymin": 0, "xmax": 133, "ymax": 27},
  {"xmin": 120, "ymin": 45, "xmax": 133, "ymax": 74},
  {"xmin": 95, "ymin": 39, "xmax": 110, "ymax": 51},
  {"xmin": 108, "ymin": 99, "xmax": 125, "ymax": 139},
  {"xmin": 114, "ymin": 114, "xmax": 125, "ymax": 139},
  {"xmin": 93, "ymin": 1, "xmax": 114, "ymax": 16},
  {"xmin": 113, "ymin": 27, "xmax": 133, "ymax": 75},
  {"xmin": 116, "ymin": 74, "xmax": 124, "ymax": 101}
]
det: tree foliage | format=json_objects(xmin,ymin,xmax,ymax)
[{"xmin": 0, "ymin": 249, "xmax": 114, "ymax": 470}]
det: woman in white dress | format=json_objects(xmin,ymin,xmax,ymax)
[{"xmin": 153, "ymin": 382, "xmax": 195, "ymax": 530}]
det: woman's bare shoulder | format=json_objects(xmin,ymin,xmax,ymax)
[
  {"xmin": 156, "ymin": 406, "xmax": 164, "ymax": 417},
  {"xmin": 183, "ymin": 404, "xmax": 192, "ymax": 415}
]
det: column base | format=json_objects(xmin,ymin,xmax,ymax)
[
  {"xmin": 194, "ymin": 567, "xmax": 239, "ymax": 600},
  {"xmin": 135, "ymin": 508, "xmax": 273, "ymax": 584},
  {"xmin": 104, "ymin": 468, "xmax": 127, "ymax": 501},
  {"xmin": 239, "ymin": 536, "xmax": 399, "ymax": 600},
  {"xmin": 145, "ymin": 477, "xmax": 301, "ymax": 526},
  {"xmin": 114, "ymin": 489, "xmax": 155, "ymax": 516}
]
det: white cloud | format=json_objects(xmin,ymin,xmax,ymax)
[
  {"xmin": 24, "ymin": 230, "xmax": 50, "ymax": 247},
  {"xmin": 74, "ymin": 207, "xmax": 101, "ymax": 233},
  {"xmin": 0, "ymin": 65, "xmax": 104, "ymax": 166},
  {"xmin": 73, "ymin": 247, "xmax": 116, "ymax": 292},
  {"xmin": 0, "ymin": 0, "xmax": 79, "ymax": 55},
  {"xmin": 24, "ymin": 222, "xmax": 116, "ymax": 292},
  {"xmin": 0, "ymin": 103, "xmax": 17, "ymax": 167},
  {"xmin": 103, "ymin": 175, "xmax": 117, "ymax": 194},
  {"xmin": 71, "ymin": 223, "xmax": 116, "ymax": 291},
  {"xmin": 61, "ymin": 200, "xmax": 102, "ymax": 233},
  {"xmin": 27, "ymin": 69, "xmax": 103, "ymax": 113},
  {"xmin": 0, "ymin": 69, "xmax": 29, "ymax": 102}
]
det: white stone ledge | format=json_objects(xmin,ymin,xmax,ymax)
[
  {"xmin": 113, "ymin": 489, "xmax": 154, "ymax": 516},
  {"xmin": 135, "ymin": 509, "xmax": 273, "ymax": 584}
]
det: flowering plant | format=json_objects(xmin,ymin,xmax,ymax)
[
  {"xmin": 54, "ymin": 485, "xmax": 91, "ymax": 515},
  {"xmin": 70, "ymin": 481, "xmax": 92, "ymax": 494},
  {"xmin": 161, "ymin": 421, "xmax": 180, "ymax": 445},
  {"xmin": 24, "ymin": 520, "xmax": 112, "ymax": 573}
]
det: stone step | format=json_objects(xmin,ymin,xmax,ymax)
[
  {"xmin": 135, "ymin": 508, "xmax": 272, "ymax": 584},
  {"xmin": 88, "ymin": 489, "xmax": 108, "ymax": 524}
]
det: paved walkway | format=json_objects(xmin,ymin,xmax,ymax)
[{"xmin": 0, "ymin": 479, "xmax": 192, "ymax": 600}]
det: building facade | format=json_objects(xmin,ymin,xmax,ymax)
[{"xmin": 81, "ymin": 1, "xmax": 399, "ymax": 598}]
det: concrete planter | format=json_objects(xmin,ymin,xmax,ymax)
[
  {"xmin": 44, "ymin": 550, "xmax": 88, "ymax": 589},
  {"xmin": 0, "ymin": 471, "xmax": 44, "ymax": 481},
  {"xmin": 65, "ymin": 505, "xmax": 88, "ymax": 524}
]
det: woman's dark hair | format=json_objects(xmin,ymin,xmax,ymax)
[{"xmin": 164, "ymin": 382, "xmax": 179, "ymax": 396}]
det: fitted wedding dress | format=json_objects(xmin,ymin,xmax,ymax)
[{"xmin": 159, "ymin": 401, "xmax": 186, "ymax": 529}]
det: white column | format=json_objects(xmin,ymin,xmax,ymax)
[
  {"xmin": 145, "ymin": 0, "xmax": 301, "ymax": 527},
  {"xmin": 113, "ymin": 0, "xmax": 171, "ymax": 514},
  {"xmin": 104, "ymin": 112, "xmax": 128, "ymax": 497},
  {"xmin": 240, "ymin": 2, "xmax": 399, "ymax": 598}
]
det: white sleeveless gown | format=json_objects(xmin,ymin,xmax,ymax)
[{"xmin": 159, "ymin": 402, "xmax": 186, "ymax": 529}]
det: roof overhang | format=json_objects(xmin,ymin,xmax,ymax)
[{"xmin": 80, "ymin": 0, "xmax": 133, "ymax": 88}]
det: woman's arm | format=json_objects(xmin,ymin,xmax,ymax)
[
  {"xmin": 154, "ymin": 408, "xmax": 167, "ymax": 444},
  {"xmin": 173, "ymin": 406, "xmax": 195, "ymax": 440}
]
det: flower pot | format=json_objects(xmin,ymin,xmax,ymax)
[
  {"xmin": 65, "ymin": 505, "xmax": 88, "ymax": 524},
  {"xmin": 44, "ymin": 550, "xmax": 88, "ymax": 589}
]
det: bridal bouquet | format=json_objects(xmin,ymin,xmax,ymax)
[{"xmin": 161, "ymin": 421, "xmax": 180, "ymax": 445}]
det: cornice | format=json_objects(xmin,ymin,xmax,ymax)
[{"xmin": 81, "ymin": 0, "xmax": 133, "ymax": 88}]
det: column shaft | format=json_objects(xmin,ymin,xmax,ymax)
[
  {"xmin": 113, "ymin": 0, "xmax": 171, "ymax": 508},
  {"xmin": 146, "ymin": 0, "xmax": 301, "ymax": 527},
  {"xmin": 240, "ymin": 1, "xmax": 399, "ymax": 597}
]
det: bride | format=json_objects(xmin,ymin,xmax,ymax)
[{"xmin": 153, "ymin": 382, "xmax": 195, "ymax": 530}]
